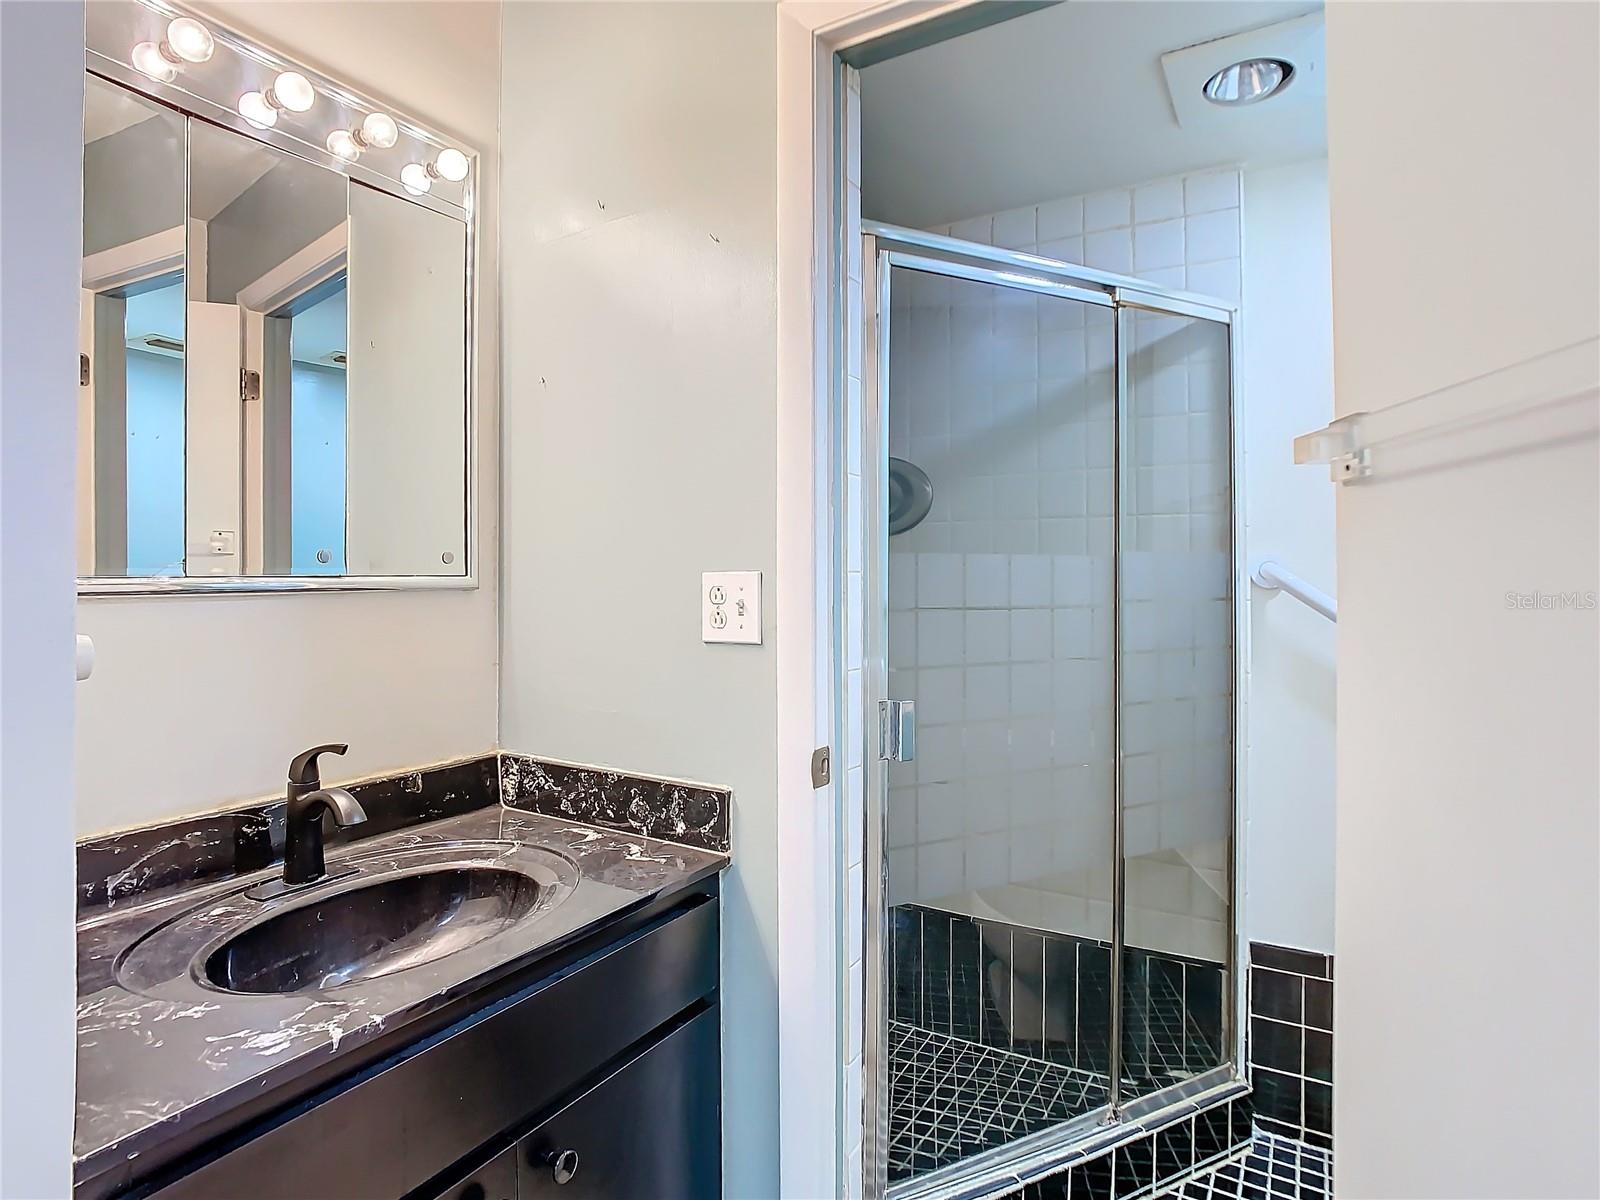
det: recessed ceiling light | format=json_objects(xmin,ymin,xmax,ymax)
[{"xmin": 1203, "ymin": 58, "xmax": 1294, "ymax": 106}]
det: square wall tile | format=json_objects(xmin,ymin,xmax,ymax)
[
  {"xmin": 917, "ymin": 553, "xmax": 963, "ymax": 608},
  {"xmin": 992, "ymin": 205, "xmax": 1038, "ymax": 249},
  {"xmin": 1134, "ymin": 219, "xmax": 1185, "ymax": 272},
  {"xmin": 1085, "ymin": 229, "xmax": 1133, "ymax": 275},
  {"xmin": 966, "ymin": 554, "xmax": 1010, "ymax": 607},
  {"xmin": 1037, "ymin": 196, "xmax": 1084, "ymax": 240},
  {"xmin": 950, "ymin": 214, "xmax": 994, "ymax": 244},
  {"xmin": 1185, "ymin": 208, "xmax": 1241, "ymax": 263},
  {"xmin": 1134, "ymin": 178, "xmax": 1185, "ymax": 223},
  {"xmin": 1184, "ymin": 169, "xmax": 1240, "ymax": 213},
  {"xmin": 1083, "ymin": 189, "xmax": 1132, "ymax": 232}
]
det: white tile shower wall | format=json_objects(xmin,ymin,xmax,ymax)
[{"xmin": 883, "ymin": 169, "xmax": 1239, "ymax": 928}]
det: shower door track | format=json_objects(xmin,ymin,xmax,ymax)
[
  {"xmin": 859, "ymin": 226, "xmax": 1243, "ymax": 1200},
  {"xmin": 863, "ymin": 221, "xmax": 1237, "ymax": 325},
  {"xmin": 890, "ymin": 1069, "xmax": 1246, "ymax": 1200}
]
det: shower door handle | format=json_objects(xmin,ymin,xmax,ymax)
[{"xmin": 878, "ymin": 700, "xmax": 916, "ymax": 763}]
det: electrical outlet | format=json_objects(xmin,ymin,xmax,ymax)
[{"xmin": 702, "ymin": 571, "xmax": 761, "ymax": 645}]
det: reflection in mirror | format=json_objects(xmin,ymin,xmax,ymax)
[
  {"xmin": 346, "ymin": 184, "xmax": 468, "ymax": 576},
  {"xmin": 188, "ymin": 120, "xmax": 347, "ymax": 578},
  {"xmin": 286, "ymin": 284, "xmax": 348, "ymax": 575},
  {"xmin": 79, "ymin": 75, "xmax": 186, "ymax": 578}
]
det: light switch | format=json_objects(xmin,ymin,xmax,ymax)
[{"xmin": 702, "ymin": 571, "xmax": 761, "ymax": 645}]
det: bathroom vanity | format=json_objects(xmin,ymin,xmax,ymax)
[
  {"xmin": 74, "ymin": 757, "xmax": 730, "ymax": 1200},
  {"xmin": 70, "ymin": 5, "xmax": 733, "ymax": 1197}
]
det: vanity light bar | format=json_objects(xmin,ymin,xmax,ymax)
[{"xmin": 103, "ymin": 0, "xmax": 475, "ymax": 209}]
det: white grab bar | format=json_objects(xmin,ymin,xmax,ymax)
[{"xmin": 1251, "ymin": 561, "xmax": 1337, "ymax": 623}]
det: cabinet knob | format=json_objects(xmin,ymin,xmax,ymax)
[{"xmin": 544, "ymin": 1148, "xmax": 579, "ymax": 1185}]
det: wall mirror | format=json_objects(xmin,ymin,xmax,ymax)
[{"xmin": 79, "ymin": 0, "xmax": 475, "ymax": 593}]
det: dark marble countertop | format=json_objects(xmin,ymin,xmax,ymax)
[{"xmin": 74, "ymin": 806, "xmax": 726, "ymax": 1187}]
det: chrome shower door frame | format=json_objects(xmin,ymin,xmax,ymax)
[{"xmin": 860, "ymin": 225, "xmax": 1242, "ymax": 1200}]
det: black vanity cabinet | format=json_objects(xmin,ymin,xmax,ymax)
[
  {"xmin": 432, "ymin": 1006, "xmax": 720, "ymax": 1200},
  {"xmin": 140, "ymin": 886, "xmax": 721, "ymax": 1200}
]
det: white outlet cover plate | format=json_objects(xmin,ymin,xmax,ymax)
[{"xmin": 702, "ymin": 570, "xmax": 762, "ymax": 645}]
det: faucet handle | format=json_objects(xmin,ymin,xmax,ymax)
[{"xmin": 288, "ymin": 742, "xmax": 348, "ymax": 786}]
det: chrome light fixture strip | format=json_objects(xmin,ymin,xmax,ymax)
[
  {"xmin": 84, "ymin": 52, "xmax": 470, "ymax": 223},
  {"xmin": 86, "ymin": 0, "xmax": 476, "ymax": 217}
]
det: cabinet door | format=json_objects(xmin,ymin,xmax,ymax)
[
  {"xmin": 425, "ymin": 1145, "xmax": 518, "ymax": 1200},
  {"xmin": 519, "ymin": 1007, "xmax": 720, "ymax": 1199}
]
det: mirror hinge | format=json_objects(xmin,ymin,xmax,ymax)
[
  {"xmin": 810, "ymin": 746, "xmax": 831, "ymax": 789},
  {"xmin": 240, "ymin": 368, "xmax": 261, "ymax": 403},
  {"xmin": 79, "ymin": 353, "xmax": 90, "ymax": 387}
]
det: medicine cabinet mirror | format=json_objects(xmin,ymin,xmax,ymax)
[{"xmin": 78, "ymin": 0, "xmax": 475, "ymax": 593}]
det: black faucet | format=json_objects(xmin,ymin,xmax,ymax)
[{"xmin": 284, "ymin": 743, "xmax": 368, "ymax": 886}]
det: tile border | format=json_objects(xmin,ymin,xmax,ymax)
[{"xmin": 1245, "ymin": 942, "xmax": 1335, "ymax": 1149}]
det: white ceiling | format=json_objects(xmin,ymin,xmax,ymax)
[{"xmin": 861, "ymin": 0, "xmax": 1327, "ymax": 227}]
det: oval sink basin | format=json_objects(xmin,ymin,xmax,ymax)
[
  {"xmin": 113, "ymin": 840, "xmax": 581, "ymax": 1002},
  {"xmin": 204, "ymin": 866, "xmax": 544, "ymax": 994}
]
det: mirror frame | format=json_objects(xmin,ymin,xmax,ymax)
[{"xmin": 80, "ymin": 0, "xmax": 477, "ymax": 595}]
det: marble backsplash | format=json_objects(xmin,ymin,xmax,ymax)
[
  {"xmin": 77, "ymin": 752, "xmax": 731, "ymax": 912},
  {"xmin": 76, "ymin": 754, "xmax": 500, "ymax": 913},
  {"xmin": 499, "ymin": 755, "xmax": 731, "ymax": 854}
]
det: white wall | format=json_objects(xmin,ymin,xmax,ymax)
[
  {"xmin": 495, "ymin": 5, "xmax": 780, "ymax": 1196},
  {"xmin": 0, "ymin": 2, "xmax": 84, "ymax": 1191},
  {"xmin": 1327, "ymin": 4, "xmax": 1599, "ymax": 1198},
  {"xmin": 75, "ymin": 0, "xmax": 502, "ymax": 835},
  {"xmin": 1240, "ymin": 160, "xmax": 1335, "ymax": 954}
]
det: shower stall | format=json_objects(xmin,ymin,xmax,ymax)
[{"xmin": 860, "ymin": 223, "xmax": 1241, "ymax": 1196}]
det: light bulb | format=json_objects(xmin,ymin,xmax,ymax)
[
  {"xmin": 131, "ymin": 40, "xmax": 178, "ymax": 82},
  {"xmin": 237, "ymin": 91, "xmax": 278, "ymax": 129},
  {"xmin": 1202, "ymin": 58, "xmax": 1294, "ymax": 106},
  {"xmin": 165, "ymin": 17, "xmax": 214, "ymax": 63},
  {"xmin": 433, "ymin": 148, "xmax": 469, "ymax": 183},
  {"xmin": 269, "ymin": 71, "xmax": 315, "ymax": 113},
  {"xmin": 361, "ymin": 111, "xmax": 398, "ymax": 150},
  {"xmin": 326, "ymin": 129, "xmax": 360, "ymax": 161},
  {"xmin": 400, "ymin": 163, "xmax": 431, "ymax": 195}
]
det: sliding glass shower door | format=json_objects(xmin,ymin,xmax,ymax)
[
  {"xmin": 1118, "ymin": 304, "xmax": 1235, "ymax": 1098},
  {"xmin": 863, "ymin": 229, "xmax": 1237, "ymax": 1197},
  {"xmin": 876, "ymin": 262, "xmax": 1119, "ymax": 1182}
]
